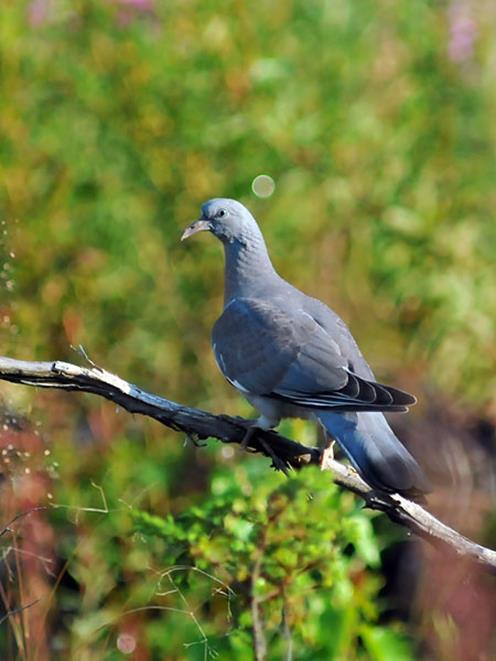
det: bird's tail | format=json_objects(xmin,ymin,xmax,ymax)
[{"xmin": 317, "ymin": 410, "xmax": 430, "ymax": 496}]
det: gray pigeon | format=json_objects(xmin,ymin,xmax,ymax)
[{"xmin": 182, "ymin": 198, "xmax": 430, "ymax": 496}]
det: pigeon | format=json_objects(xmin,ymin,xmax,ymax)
[{"xmin": 182, "ymin": 198, "xmax": 430, "ymax": 496}]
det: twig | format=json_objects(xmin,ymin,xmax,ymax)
[
  {"xmin": 251, "ymin": 531, "xmax": 268, "ymax": 661},
  {"xmin": 0, "ymin": 598, "xmax": 40, "ymax": 627},
  {"xmin": 0, "ymin": 355, "xmax": 495, "ymax": 574},
  {"xmin": 0, "ymin": 508, "xmax": 48, "ymax": 538},
  {"xmin": 281, "ymin": 591, "xmax": 293, "ymax": 661}
]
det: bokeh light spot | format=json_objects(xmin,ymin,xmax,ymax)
[
  {"xmin": 251, "ymin": 174, "xmax": 275, "ymax": 198},
  {"xmin": 117, "ymin": 633, "xmax": 137, "ymax": 654}
]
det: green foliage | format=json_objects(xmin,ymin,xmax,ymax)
[
  {"xmin": 0, "ymin": 0, "xmax": 495, "ymax": 657},
  {"xmin": 1, "ymin": 0, "xmax": 495, "ymax": 406},
  {"xmin": 126, "ymin": 465, "xmax": 410, "ymax": 659}
]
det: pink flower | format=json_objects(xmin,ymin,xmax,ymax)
[
  {"xmin": 118, "ymin": 0, "xmax": 154, "ymax": 10},
  {"xmin": 448, "ymin": 2, "xmax": 477, "ymax": 63},
  {"xmin": 27, "ymin": 0, "xmax": 50, "ymax": 27}
]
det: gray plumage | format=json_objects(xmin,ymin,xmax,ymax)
[{"xmin": 182, "ymin": 198, "xmax": 430, "ymax": 496}]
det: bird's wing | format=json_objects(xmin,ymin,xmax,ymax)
[{"xmin": 212, "ymin": 298, "xmax": 415, "ymax": 412}]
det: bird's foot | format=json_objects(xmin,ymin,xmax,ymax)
[
  {"xmin": 240, "ymin": 425, "xmax": 258, "ymax": 450},
  {"xmin": 239, "ymin": 423, "xmax": 289, "ymax": 474},
  {"xmin": 258, "ymin": 436, "xmax": 289, "ymax": 474}
]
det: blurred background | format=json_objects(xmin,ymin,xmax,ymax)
[{"xmin": 1, "ymin": 0, "xmax": 496, "ymax": 658}]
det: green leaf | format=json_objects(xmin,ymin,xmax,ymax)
[
  {"xmin": 361, "ymin": 625, "xmax": 414, "ymax": 661},
  {"xmin": 344, "ymin": 515, "xmax": 381, "ymax": 567}
]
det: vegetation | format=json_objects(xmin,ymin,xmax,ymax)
[{"xmin": 0, "ymin": 0, "xmax": 495, "ymax": 658}]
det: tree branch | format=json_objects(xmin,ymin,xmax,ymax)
[{"xmin": 0, "ymin": 355, "xmax": 495, "ymax": 573}]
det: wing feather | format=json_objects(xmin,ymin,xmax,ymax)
[{"xmin": 212, "ymin": 298, "xmax": 416, "ymax": 413}]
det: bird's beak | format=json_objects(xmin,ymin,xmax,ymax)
[{"xmin": 181, "ymin": 218, "xmax": 211, "ymax": 241}]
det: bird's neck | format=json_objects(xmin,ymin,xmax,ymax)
[{"xmin": 223, "ymin": 233, "xmax": 278, "ymax": 305}]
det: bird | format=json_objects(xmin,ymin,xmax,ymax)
[{"xmin": 181, "ymin": 198, "xmax": 430, "ymax": 496}]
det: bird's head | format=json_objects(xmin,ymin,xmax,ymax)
[{"xmin": 181, "ymin": 198, "xmax": 256, "ymax": 244}]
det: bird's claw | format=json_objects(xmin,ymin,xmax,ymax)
[
  {"xmin": 240, "ymin": 425, "xmax": 258, "ymax": 450},
  {"xmin": 239, "ymin": 425, "xmax": 289, "ymax": 474},
  {"xmin": 258, "ymin": 437, "xmax": 289, "ymax": 474}
]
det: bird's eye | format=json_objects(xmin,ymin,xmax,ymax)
[{"xmin": 217, "ymin": 209, "xmax": 226, "ymax": 218}]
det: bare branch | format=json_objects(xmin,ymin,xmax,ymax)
[
  {"xmin": 0, "ymin": 598, "xmax": 40, "ymax": 627},
  {"xmin": 0, "ymin": 355, "xmax": 495, "ymax": 574},
  {"xmin": 0, "ymin": 508, "xmax": 48, "ymax": 538}
]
